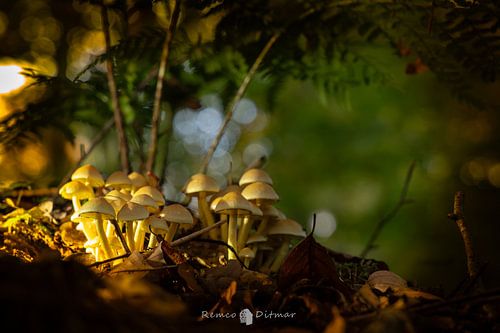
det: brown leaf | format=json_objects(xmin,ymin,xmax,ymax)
[
  {"xmin": 161, "ymin": 241, "xmax": 187, "ymax": 265},
  {"xmin": 278, "ymin": 234, "xmax": 352, "ymax": 297},
  {"xmin": 222, "ymin": 280, "xmax": 237, "ymax": 305}
]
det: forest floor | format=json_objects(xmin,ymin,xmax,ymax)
[{"xmin": 0, "ymin": 195, "xmax": 499, "ymax": 333}]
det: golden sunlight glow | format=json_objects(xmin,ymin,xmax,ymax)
[{"xmin": 0, "ymin": 65, "xmax": 26, "ymax": 94}]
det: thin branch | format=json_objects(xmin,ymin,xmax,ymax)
[
  {"xmin": 199, "ymin": 32, "xmax": 282, "ymax": 174},
  {"xmin": 101, "ymin": 5, "xmax": 131, "ymax": 173},
  {"xmin": 57, "ymin": 117, "xmax": 114, "ymax": 191},
  {"xmin": 360, "ymin": 160, "xmax": 416, "ymax": 258},
  {"xmin": 145, "ymin": 0, "xmax": 182, "ymax": 173},
  {"xmin": 108, "ymin": 265, "xmax": 177, "ymax": 274},
  {"xmin": 170, "ymin": 219, "xmax": 228, "ymax": 246},
  {"xmin": 448, "ymin": 191, "xmax": 478, "ymax": 280},
  {"xmin": 87, "ymin": 252, "xmax": 130, "ymax": 267}
]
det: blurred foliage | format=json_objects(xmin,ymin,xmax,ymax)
[{"xmin": 1, "ymin": 0, "xmax": 500, "ymax": 288}]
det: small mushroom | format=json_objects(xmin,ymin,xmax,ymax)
[
  {"xmin": 128, "ymin": 171, "xmax": 148, "ymax": 193},
  {"xmin": 246, "ymin": 234, "xmax": 268, "ymax": 268},
  {"xmin": 183, "ymin": 173, "xmax": 220, "ymax": 239},
  {"xmin": 161, "ymin": 204, "xmax": 194, "ymax": 243},
  {"xmin": 105, "ymin": 171, "xmax": 132, "ymax": 192},
  {"xmin": 134, "ymin": 186, "xmax": 166, "ymax": 207},
  {"xmin": 146, "ymin": 215, "xmax": 169, "ymax": 248},
  {"xmin": 131, "ymin": 194, "xmax": 160, "ymax": 250},
  {"xmin": 59, "ymin": 180, "xmax": 94, "ymax": 211},
  {"xmin": 105, "ymin": 189, "xmax": 132, "ymax": 202},
  {"xmin": 241, "ymin": 182, "xmax": 279, "ymax": 236},
  {"xmin": 76, "ymin": 197, "xmax": 115, "ymax": 260},
  {"xmin": 239, "ymin": 247, "xmax": 255, "ymax": 268},
  {"xmin": 71, "ymin": 164, "xmax": 105, "ymax": 188},
  {"xmin": 266, "ymin": 219, "xmax": 306, "ymax": 273},
  {"xmin": 214, "ymin": 191, "xmax": 253, "ymax": 260},
  {"xmin": 239, "ymin": 168, "xmax": 273, "ymax": 187},
  {"xmin": 117, "ymin": 202, "xmax": 149, "ymax": 251}
]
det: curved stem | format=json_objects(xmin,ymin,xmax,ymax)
[
  {"xmin": 220, "ymin": 215, "xmax": 228, "ymax": 242},
  {"xmin": 227, "ymin": 213, "xmax": 238, "ymax": 260},
  {"xmin": 237, "ymin": 215, "xmax": 253, "ymax": 251},
  {"xmin": 71, "ymin": 196, "xmax": 81, "ymax": 211},
  {"xmin": 165, "ymin": 223, "xmax": 179, "ymax": 243},
  {"xmin": 198, "ymin": 192, "xmax": 218, "ymax": 239},
  {"xmin": 96, "ymin": 214, "xmax": 113, "ymax": 259},
  {"xmin": 270, "ymin": 240, "xmax": 290, "ymax": 273},
  {"xmin": 255, "ymin": 215, "xmax": 269, "ymax": 235}
]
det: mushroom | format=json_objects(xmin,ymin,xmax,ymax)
[
  {"xmin": 237, "ymin": 202, "xmax": 262, "ymax": 251},
  {"xmin": 76, "ymin": 197, "xmax": 116, "ymax": 260},
  {"xmin": 130, "ymin": 194, "xmax": 160, "ymax": 250},
  {"xmin": 103, "ymin": 195, "xmax": 130, "ymax": 253},
  {"xmin": 241, "ymin": 181, "xmax": 279, "ymax": 235},
  {"xmin": 239, "ymin": 168, "xmax": 273, "ymax": 188},
  {"xmin": 183, "ymin": 173, "xmax": 219, "ymax": 239},
  {"xmin": 128, "ymin": 171, "xmax": 148, "ymax": 193},
  {"xmin": 146, "ymin": 215, "xmax": 169, "ymax": 248},
  {"xmin": 214, "ymin": 191, "xmax": 253, "ymax": 260},
  {"xmin": 161, "ymin": 204, "xmax": 194, "ymax": 243},
  {"xmin": 246, "ymin": 234, "xmax": 268, "ymax": 268},
  {"xmin": 209, "ymin": 185, "xmax": 241, "ymax": 242},
  {"xmin": 71, "ymin": 164, "xmax": 105, "ymax": 189},
  {"xmin": 117, "ymin": 202, "xmax": 149, "ymax": 251},
  {"xmin": 134, "ymin": 186, "xmax": 166, "ymax": 207},
  {"xmin": 59, "ymin": 180, "xmax": 94, "ymax": 211},
  {"xmin": 105, "ymin": 171, "xmax": 133, "ymax": 192},
  {"xmin": 105, "ymin": 189, "xmax": 132, "ymax": 202},
  {"xmin": 239, "ymin": 247, "xmax": 255, "ymax": 268},
  {"xmin": 266, "ymin": 219, "xmax": 306, "ymax": 273}
]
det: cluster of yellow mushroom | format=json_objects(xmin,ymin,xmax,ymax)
[
  {"xmin": 185, "ymin": 168, "xmax": 306, "ymax": 273},
  {"xmin": 60, "ymin": 165, "xmax": 306, "ymax": 272},
  {"xmin": 59, "ymin": 165, "xmax": 193, "ymax": 261}
]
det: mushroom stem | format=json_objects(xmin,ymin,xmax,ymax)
[
  {"xmin": 148, "ymin": 231, "xmax": 158, "ymax": 248},
  {"xmin": 227, "ymin": 213, "xmax": 238, "ymax": 260},
  {"xmin": 95, "ymin": 215, "xmax": 113, "ymax": 259},
  {"xmin": 255, "ymin": 215, "xmax": 269, "ymax": 235},
  {"xmin": 237, "ymin": 215, "xmax": 253, "ymax": 251},
  {"xmin": 71, "ymin": 196, "xmax": 81, "ymax": 211},
  {"xmin": 134, "ymin": 220, "xmax": 147, "ymax": 251},
  {"xmin": 198, "ymin": 192, "xmax": 218, "ymax": 240},
  {"xmin": 165, "ymin": 223, "xmax": 179, "ymax": 243},
  {"xmin": 244, "ymin": 257, "xmax": 251, "ymax": 268},
  {"xmin": 125, "ymin": 221, "xmax": 135, "ymax": 251},
  {"xmin": 269, "ymin": 240, "xmax": 290, "ymax": 273},
  {"xmin": 220, "ymin": 215, "xmax": 228, "ymax": 242}
]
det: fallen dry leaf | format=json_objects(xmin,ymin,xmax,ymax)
[
  {"xmin": 278, "ymin": 233, "xmax": 352, "ymax": 297},
  {"xmin": 323, "ymin": 307, "xmax": 346, "ymax": 333}
]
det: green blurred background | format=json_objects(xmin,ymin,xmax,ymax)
[{"xmin": 1, "ymin": 0, "xmax": 500, "ymax": 291}]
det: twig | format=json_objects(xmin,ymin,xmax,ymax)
[
  {"xmin": 110, "ymin": 219, "xmax": 130, "ymax": 254},
  {"xmin": 101, "ymin": 4, "xmax": 130, "ymax": 173},
  {"xmin": 170, "ymin": 219, "xmax": 228, "ymax": 246},
  {"xmin": 360, "ymin": 160, "xmax": 416, "ymax": 258},
  {"xmin": 448, "ymin": 191, "xmax": 477, "ymax": 280},
  {"xmin": 56, "ymin": 117, "xmax": 115, "ymax": 191},
  {"xmin": 191, "ymin": 238, "xmax": 247, "ymax": 269},
  {"xmin": 87, "ymin": 253, "xmax": 130, "ymax": 267},
  {"xmin": 108, "ymin": 265, "xmax": 177, "ymax": 274},
  {"xmin": 145, "ymin": 0, "xmax": 182, "ymax": 173},
  {"xmin": 199, "ymin": 32, "xmax": 282, "ymax": 174}
]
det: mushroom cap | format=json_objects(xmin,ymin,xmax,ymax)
[
  {"xmin": 210, "ymin": 196, "xmax": 223, "ymax": 211},
  {"xmin": 249, "ymin": 202, "xmax": 263, "ymax": 217},
  {"xmin": 267, "ymin": 219, "xmax": 306, "ymax": 238},
  {"xmin": 246, "ymin": 234, "xmax": 268, "ymax": 245},
  {"xmin": 105, "ymin": 171, "xmax": 132, "ymax": 189},
  {"xmin": 130, "ymin": 194, "xmax": 160, "ymax": 213},
  {"xmin": 147, "ymin": 215, "xmax": 169, "ymax": 230},
  {"xmin": 128, "ymin": 171, "xmax": 148, "ymax": 190},
  {"xmin": 239, "ymin": 247, "xmax": 255, "ymax": 259},
  {"xmin": 261, "ymin": 205, "xmax": 283, "ymax": 219},
  {"xmin": 367, "ymin": 271, "xmax": 407, "ymax": 293},
  {"xmin": 214, "ymin": 191, "xmax": 253, "ymax": 215},
  {"xmin": 104, "ymin": 196, "xmax": 126, "ymax": 214},
  {"xmin": 71, "ymin": 164, "xmax": 104, "ymax": 187},
  {"xmin": 59, "ymin": 180, "xmax": 94, "ymax": 200},
  {"xmin": 117, "ymin": 202, "xmax": 149, "ymax": 221},
  {"xmin": 105, "ymin": 189, "xmax": 132, "ymax": 201},
  {"xmin": 241, "ymin": 182, "xmax": 279, "ymax": 203},
  {"xmin": 160, "ymin": 204, "xmax": 194, "ymax": 225},
  {"xmin": 134, "ymin": 186, "xmax": 165, "ymax": 206},
  {"xmin": 77, "ymin": 197, "xmax": 115, "ymax": 219},
  {"xmin": 184, "ymin": 173, "xmax": 220, "ymax": 195},
  {"xmin": 239, "ymin": 168, "xmax": 273, "ymax": 187}
]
